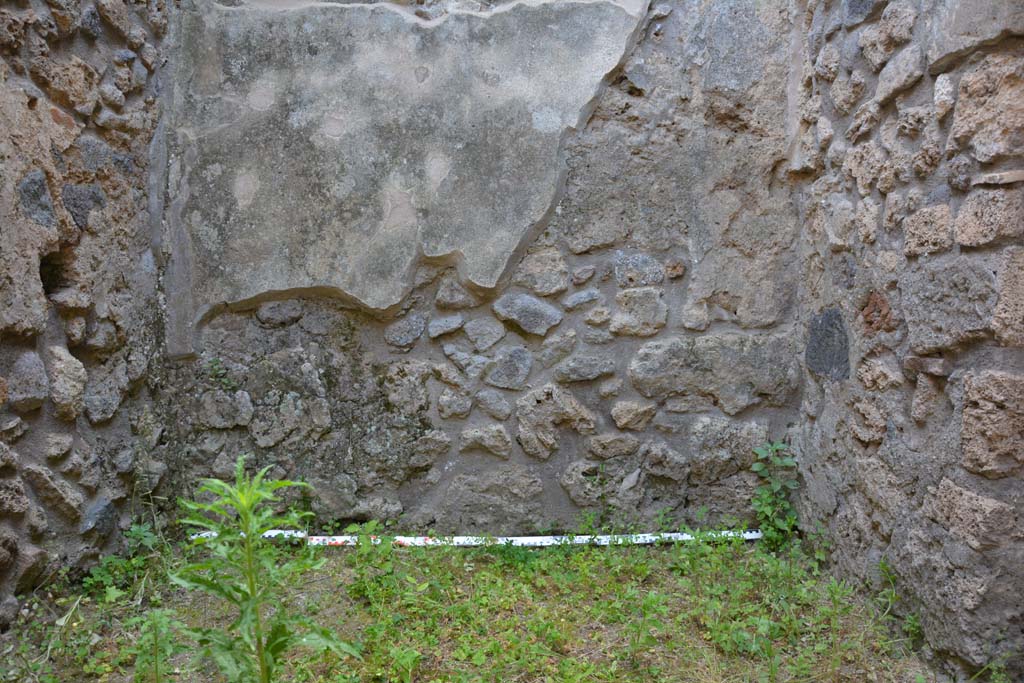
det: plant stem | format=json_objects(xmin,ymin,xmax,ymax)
[{"xmin": 243, "ymin": 506, "xmax": 270, "ymax": 683}]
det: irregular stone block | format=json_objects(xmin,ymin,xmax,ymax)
[
  {"xmin": 44, "ymin": 0, "xmax": 81, "ymax": 36},
  {"xmin": 610, "ymin": 401, "xmax": 656, "ymax": 431},
  {"xmin": 642, "ymin": 440, "xmax": 689, "ymax": 482},
  {"xmin": 459, "ymin": 424, "xmax": 513, "ymax": 458},
  {"xmin": 17, "ymin": 170, "xmax": 55, "ymax": 227},
  {"xmin": 537, "ymin": 329, "xmax": 576, "ymax": 368},
  {"xmin": 200, "ymin": 389, "xmax": 254, "ymax": 429},
  {"xmin": 685, "ymin": 416, "xmax": 768, "ymax": 484},
  {"xmin": 831, "ymin": 69, "xmax": 865, "ymax": 115},
  {"xmin": 435, "ymin": 272, "xmax": 481, "ymax": 310},
  {"xmin": 80, "ymin": 5, "xmax": 102, "ymax": 38},
  {"xmin": 492, "ymin": 293, "xmax": 563, "ymax": 337},
  {"xmin": 842, "ymin": 140, "xmax": 885, "ymax": 196},
  {"xmin": 875, "ymin": 45, "xmax": 923, "ymax": 104},
  {"xmin": 427, "ymin": 314, "xmax": 464, "ymax": 339},
  {"xmin": 572, "ymin": 265, "xmax": 596, "ymax": 285},
  {"xmin": 412, "ymin": 430, "xmax": 451, "ymax": 467},
  {"xmin": 553, "ymin": 354, "xmax": 615, "ymax": 383},
  {"xmin": 559, "ymin": 459, "xmax": 609, "ymax": 507},
  {"xmin": 806, "ymin": 308, "xmax": 850, "ymax": 381},
  {"xmin": 45, "ymin": 345, "xmax": 87, "ymax": 421},
  {"xmin": 857, "ymin": 357, "xmax": 903, "ymax": 391},
  {"xmin": 61, "ymin": 183, "xmax": 106, "ymax": 230},
  {"xmin": 961, "ymin": 370, "xmax": 1024, "ymax": 478},
  {"xmin": 383, "ymin": 313, "xmax": 426, "ymax": 350},
  {"xmin": 463, "ymin": 318, "xmax": 506, "ymax": 352},
  {"xmin": 22, "ymin": 465, "xmax": 83, "ymax": 521},
  {"xmin": 587, "ymin": 433, "xmax": 640, "ymax": 460},
  {"xmin": 814, "ymin": 43, "xmax": 840, "ymax": 82},
  {"xmin": 851, "ymin": 398, "xmax": 887, "ymax": 444},
  {"xmin": 861, "ymin": 290, "xmax": 898, "ymax": 337},
  {"xmin": 900, "ymin": 255, "xmax": 997, "ymax": 353},
  {"xmin": 858, "ymin": 2, "xmax": 916, "ymax": 71},
  {"xmin": 955, "ymin": 188, "xmax": 1024, "ymax": 247},
  {"xmin": 903, "ymin": 204, "xmax": 953, "ymax": 256},
  {"xmin": 483, "ymin": 346, "xmax": 532, "ymax": 390},
  {"xmin": 96, "ymin": 0, "xmax": 131, "ymax": 37},
  {"xmin": 993, "ymin": 247, "xmax": 1024, "ymax": 346},
  {"xmin": 249, "ymin": 392, "xmax": 306, "ymax": 447},
  {"xmin": 584, "ymin": 306, "xmax": 611, "ymax": 326},
  {"xmin": 0, "ymin": 529, "xmax": 18, "ymax": 572},
  {"xmin": 0, "ymin": 478, "xmax": 29, "ymax": 516},
  {"xmin": 512, "ymin": 247, "xmax": 569, "ymax": 297},
  {"xmin": 28, "ymin": 55, "xmax": 99, "ymax": 115},
  {"xmin": 442, "ymin": 342, "xmax": 489, "ymax": 380},
  {"xmin": 561, "ymin": 288, "xmax": 603, "ymax": 311},
  {"xmin": 949, "ymin": 54, "xmax": 1024, "ymax": 164},
  {"xmin": 911, "ymin": 374, "xmax": 943, "ymax": 423},
  {"xmin": 163, "ymin": 0, "xmax": 646, "ymax": 354},
  {"xmin": 80, "ymin": 497, "xmax": 117, "ymax": 538},
  {"xmin": 629, "ymin": 334, "xmax": 799, "ymax": 415},
  {"xmin": 437, "ymin": 388, "xmax": 472, "ymax": 420},
  {"xmin": 440, "ymin": 464, "xmax": 543, "ymax": 533},
  {"xmin": 972, "ymin": 170, "xmax": 1024, "ymax": 187},
  {"xmin": 928, "ymin": 478, "xmax": 1017, "ymax": 551},
  {"xmin": 609, "ymin": 287, "xmax": 667, "ymax": 337},
  {"xmin": 934, "ymin": 74, "xmax": 956, "ymax": 120},
  {"xmin": 84, "ymin": 358, "xmax": 129, "ymax": 424},
  {"xmin": 516, "ymin": 384, "xmax": 595, "ymax": 460},
  {"xmin": 8, "ymin": 351, "xmax": 49, "ymax": 413},
  {"xmin": 612, "ymin": 251, "xmax": 664, "ymax": 288},
  {"xmin": 42, "ymin": 434, "xmax": 73, "ymax": 461},
  {"xmin": 902, "ymin": 354, "xmax": 953, "ymax": 378},
  {"xmin": 0, "ymin": 417, "xmax": 26, "ymax": 443},
  {"xmin": 475, "ymin": 389, "xmax": 512, "ymax": 421},
  {"xmin": 0, "ymin": 443, "xmax": 16, "ymax": 469},
  {"xmin": 255, "ymin": 300, "xmax": 303, "ymax": 327},
  {"xmin": 598, "ymin": 377, "xmax": 622, "ymax": 398},
  {"xmin": 842, "ymin": 0, "xmax": 886, "ymax": 27}
]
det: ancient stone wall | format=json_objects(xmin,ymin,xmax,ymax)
[
  {"xmin": 791, "ymin": 0, "xmax": 1024, "ymax": 675},
  {"xmin": 0, "ymin": 0, "xmax": 1021, "ymax": 677},
  {"xmin": 0, "ymin": 0, "xmax": 167, "ymax": 626},
  {"xmin": 149, "ymin": 0, "xmax": 804, "ymax": 536}
]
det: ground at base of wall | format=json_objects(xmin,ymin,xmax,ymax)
[{"xmin": 0, "ymin": 533, "xmax": 952, "ymax": 683}]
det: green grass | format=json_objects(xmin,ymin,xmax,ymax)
[{"xmin": 0, "ymin": 526, "xmax": 938, "ymax": 683}]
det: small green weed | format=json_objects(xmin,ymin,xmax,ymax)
[
  {"xmin": 205, "ymin": 357, "xmax": 238, "ymax": 391},
  {"xmin": 172, "ymin": 455, "xmax": 360, "ymax": 683},
  {"xmin": 750, "ymin": 441, "xmax": 799, "ymax": 550},
  {"xmin": 127, "ymin": 608, "xmax": 183, "ymax": 682}
]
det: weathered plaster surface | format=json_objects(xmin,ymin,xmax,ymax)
[{"xmin": 163, "ymin": 0, "xmax": 647, "ymax": 355}]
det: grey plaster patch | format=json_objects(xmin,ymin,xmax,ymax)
[
  {"xmin": 806, "ymin": 308, "xmax": 850, "ymax": 381},
  {"xmin": 17, "ymin": 170, "xmax": 55, "ymax": 228},
  {"xmin": 61, "ymin": 184, "xmax": 107, "ymax": 230},
  {"xmin": 163, "ymin": 0, "xmax": 647, "ymax": 355}
]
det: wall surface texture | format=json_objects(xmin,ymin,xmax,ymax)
[{"xmin": 0, "ymin": 0, "xmax": 1021, "ymax": 677}]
